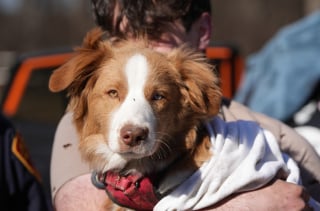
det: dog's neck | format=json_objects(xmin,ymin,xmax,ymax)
[
  {"xmin": 120, "ymin": 123, "xmax": 212, "ymax": 197},
  {"xmin": 156, "ymin": 124, "xmax": 211, "ymax": 196}
]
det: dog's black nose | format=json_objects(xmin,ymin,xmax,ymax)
[{"xmin": 120, "ymin": 124, "xmax": 149, "ymax": 146}]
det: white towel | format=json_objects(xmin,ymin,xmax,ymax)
[{"xmin": 154, "ymin": 117, "xmax": 301, "ymax": 211}]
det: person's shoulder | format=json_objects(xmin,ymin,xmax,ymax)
[
  {"xmin": 221, "ymin": 98, "xmax": 282, "ymax": 124},
  {"xmin": 220, "ymin": 98, "xmax": 284, "ymax": 138}
]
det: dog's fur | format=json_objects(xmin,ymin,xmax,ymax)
[{"xmin": 49, "ymin": 28, "xmax": 221, "ymax": 209}]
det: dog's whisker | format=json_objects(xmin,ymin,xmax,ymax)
[{"xmin": 149, "ymin": 137, "xmax": 172, "ymax": 160}]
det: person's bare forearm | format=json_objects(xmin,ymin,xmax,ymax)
[
  {"xmin": 54, "ymin": 174, "xmax": 108, "ymax": 211},
  {"xmin": 54, "ymin": 176, "xmax": 311, "ymax": 211},
  {"xmin": 201, "ymin": 180, "xmax": 311, "ymax": 211}
]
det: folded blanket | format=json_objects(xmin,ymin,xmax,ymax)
[{"xmin": 154, "ymin": 117, "xmax": 301, "ymax": 211}]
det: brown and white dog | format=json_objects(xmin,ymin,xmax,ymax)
[{"xmin": 49, "ymin": 27, "xmax": 221, "ymax": 209}]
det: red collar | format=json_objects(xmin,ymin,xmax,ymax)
[{"xmin": 92, "ymin": 171, "xmax": 159, "ymax": 210}]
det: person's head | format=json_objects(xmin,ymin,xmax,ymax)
[{"xmin": 91, "ymin": 0, "xmax": 212, "ymax": 52}]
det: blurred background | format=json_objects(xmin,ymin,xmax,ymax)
[
  {"xmin": 1, "ymin": 0, "xmax": 319, "ymax": 56},
  {"xmin": 0, "ymin": 0, "xmax": 319, "ymax": 207}
]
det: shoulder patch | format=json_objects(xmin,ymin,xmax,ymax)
[{"xmin": 11, "ymin": 134, "xmax": 42, "ymax": 182}]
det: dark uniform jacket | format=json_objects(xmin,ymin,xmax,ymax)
[{"xmin": 0, "ymin": 114, "xmax": 52, "ymax": 211}]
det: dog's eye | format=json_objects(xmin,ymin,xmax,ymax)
[
  {"xmin": 107, "ymin": 89, "xmax": 119, "ymax": 98},
  {"xmin": 152, "ymin": 93, "xmax": 164, "ymax": 101}
]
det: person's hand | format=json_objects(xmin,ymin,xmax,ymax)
[{"xmin": 203, "ymin": 179, "xmax": 312, "ymax": 211}]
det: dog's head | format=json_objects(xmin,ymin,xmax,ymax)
[{"xmin": 49, "ymin": 28, "xmax": 221, "ymax": 173}]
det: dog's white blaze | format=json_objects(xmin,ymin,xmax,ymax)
[{"xmin": 108, "ymin": 54, "xmax": 156, "ymax": 154}]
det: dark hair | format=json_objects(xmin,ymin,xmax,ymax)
[{"xmin": 91, "ymin": 0, "xmax": 211, "ymax": 39}]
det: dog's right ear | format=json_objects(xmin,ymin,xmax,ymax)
[
  {"xmin": 49, "ymin": 27, "xmax": 111, "ymax": 92},
  {"xmin": 168, "ymin": 46, "xmax": 222, "ymax": 118}
]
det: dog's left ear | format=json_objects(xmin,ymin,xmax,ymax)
[
  {"xmin": 49, "ymin": 27, "xmax": 111, "ymax": 93},
  {"xmin": 168, "ymin": 47, "xmax": 222, "ymax": 117}
]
